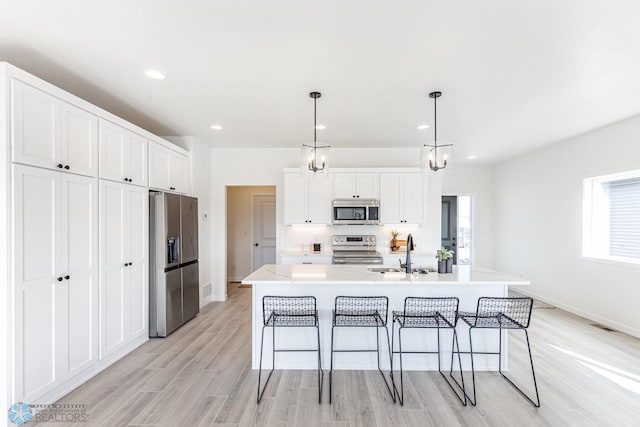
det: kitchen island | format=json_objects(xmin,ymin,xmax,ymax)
[{"xmin": 242, "ymin": 264, "xmax": 530, "ymax": 371}]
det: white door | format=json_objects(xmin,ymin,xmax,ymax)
[
  {"xmin": 332, "ymin": 173, "xmax": 356, "ymax": 198},
  {"xmin": 99, "ymin": 120, "xmax": 126, "ymax": 183},
  {"xmin": 126, "ymin": 133, "xmax": 148, "ymax": 187},
  {"xmin": 126, "ymin": 186, "xmax": 148, "ymax": 339},
  {"xmin": 99, "ymin": 181, "xmax": 127, "ymax": 359},
  {"xmin": 253, "ymin": 195, "xmax": 277, "ymax": 271},
  {"xmin": 307, "ymin": 174, "xmax": 331, "ymax": 224},
  {"xmin": 60, "ymin": 174, "xmax": 98, "ymax": 376},
  {"xmin": 379, "ymin": 173, "xmax": 402, "ymax": 224},
  {"xmin": 12, "ymin": 165, "xmax": 60, "ymax": 401},
  {"xmin": 11, "ymin": 79, "xmax": 60, "ymax": 170},
  {"xmin": 355, "ymin": 173, "xmax": 379, "ymax": 198},
  {"xmin": 283, "ymin": 173, "xmax": 306, "ymax": 224},
  {"xmin": 60, "ymin": 102, "xmax": 98, "ymax": 177},
  {"xmin": 403, "ymin": 173, "xmax": 425, "ymax": 223},
  {"xmin": 148, "ymin": 143, "xmax": 170, "ymax": 190},
  {"xmin": 169, "ymin": 152, "xmax": 188, "ymax": 193}
]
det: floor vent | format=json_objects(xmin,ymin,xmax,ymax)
[
  {"xmin": 590, "ymin": 323, "xmax": 616, "ymax": 332},
  {"xmin": 203, "ymin": 283, "xmax": 212, "ymax": 298}
]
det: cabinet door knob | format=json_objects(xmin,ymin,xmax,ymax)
[
  {"xmin": 64, "ymin": 275, "xmax": 70, "ymax": 280},
  {"xmin": 57, "ymin": 276, "xmax": 63, "ymax": 282},
  {"xmin": 64, "ymin": 165, "xmax": 70, "ymax": 170},
  {"xmin": 254, "ymin": 243, "xmax": 259, "ymax": 247},
  {"xmin": 57, "ymin": 163, "xmax": 64, "ymax": 169},
  {"xmin": 129, "ymin": 178, "xmax": 133, "ymax": 182}
]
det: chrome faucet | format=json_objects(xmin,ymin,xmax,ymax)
[{"xmin": 399, "ymin": 233, "xmax": 415, "ymax": 273}]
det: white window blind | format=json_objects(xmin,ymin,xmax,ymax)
[{"xmin": 604, "ymin": 177, "xmax": 640, "ymax": 260}]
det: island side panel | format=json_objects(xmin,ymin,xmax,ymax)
[{"xmin": 251, "ymin": 282, "xmax": 509, "ymax": 371}]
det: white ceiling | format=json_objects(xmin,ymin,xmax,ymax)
[{"xmin": 2, "ymin": 0, "xmax": 640, "ymax": 162}]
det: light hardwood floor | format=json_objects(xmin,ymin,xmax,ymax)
[{"xmin": 35, "ymin": 284, "xmax": 640, "ymax": 426}]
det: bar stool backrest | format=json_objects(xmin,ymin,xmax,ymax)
[
  {"xmin": 334, "ymin": 296, "xmax": 389, "ymax": 324},
  {"xmin": 475, "ymin": 297, "xmax": 533, "ymax": 328},
  {"xmin": 262, "ymin": 296, "xmax": 317, "ymax": 325},
  {"xmin": 403, "ymin": 297, "xmax": 459, "ymax": 327}
]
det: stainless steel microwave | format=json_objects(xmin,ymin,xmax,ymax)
[{"xmin": 332, "ymin": 199, "xmax": 380, "ymax": 225}]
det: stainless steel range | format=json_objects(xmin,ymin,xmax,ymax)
[{"xmin": 332, "ymin": 234, "xmax": 383, "ymax": 265}]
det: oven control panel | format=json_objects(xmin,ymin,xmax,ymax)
[{"xmin": 332, "ymin": 235, "xmax": 377, "ymax": 248}]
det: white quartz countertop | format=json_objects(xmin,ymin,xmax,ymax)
[{"xmin": 242, "ymin": 264, "xmax": 530, "ymax": 286}]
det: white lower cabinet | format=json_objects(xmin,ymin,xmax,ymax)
[
  {"xmin": 12, "ymin": 165, "xmax": 98, "ymax": 403},
  {"xmin": 99, "ymin": 181, "xmax": 148, "ymax": 360}
]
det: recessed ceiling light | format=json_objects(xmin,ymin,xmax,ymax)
[
  {"xmin": 315, "ymin": 125, "xmax": 326, "ymax": 130},
  {"xmin": 210, "ymin": 125, "xmax": 223, "ymax": 130},
  {"xmin": 144, "ymin": 69, "xmax": 165, "ymax": 80},
  {"xmin": 417, "ymin": 124, "xmax": 430, "ymax": 130},
  {"xmin": 467, "ymin": 155, "xmax": 477, "ymax": 159}
]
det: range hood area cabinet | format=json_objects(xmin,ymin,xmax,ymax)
[
  {"xmin": 283, "ymin": 172, "xmax": 331, "ymax": 224},
  {"xmin": 332, "ymin": 172, "xmax": 379, "ymax": 199},
  {"xmin": 378, "ymin": 173, "xmax": 426, "ymax": 224}
]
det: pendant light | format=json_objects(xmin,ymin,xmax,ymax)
[
  {"xmin": 301, "ymin": 91, "xmax": 330, "ymax": 173},
  {"xmin": 421, "ymin": 91, "xmax": 453, "ymax": 172}
]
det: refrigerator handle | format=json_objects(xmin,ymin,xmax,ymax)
[{"xmin": 167, "ymin": 237, "xmax": 180, "ymax": 264}]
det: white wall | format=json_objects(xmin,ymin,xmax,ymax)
[
  {"xmin": 442, "ymin": 164, "xmax": 494, "ymax": 267},
  {"xmin": 493, "ymin": 115, "xmax": 640, "ymax": 337},
  {"xmin": 226, "ymin": 186, "xmax": 276, "ymax": 281}
]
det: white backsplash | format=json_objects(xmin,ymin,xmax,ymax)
[{"xmin": 285, "ymin": 224, "xmax": 425, "ymax": 253}]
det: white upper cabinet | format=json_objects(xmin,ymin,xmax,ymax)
[
  {"xmin": 149, "ymin": 142, "xmax": 190, "ymax": 193},
  {"xmin": 12, "ymin": 79, "xmax": 98, "ymax": 176},
  {"xmin": 332, "ymin": 172, "xmax": 379, "ymax": 199},
  {"xmin": 379, "ymin": 172, "xmax": 425, "ymax": 224},
  {"xmin": 283, "ymin": 172, "xmax": 331, "ymax": 225},
  {"xmin": 99, "ymin": 120, "xmax": 148, "ymax": 186},
  {"xmin": 12, "ymin": 164, "xmax": 98, "ymax": 403},
  {"xmin": 168, "ymin": 150, "xmax": 189, "ymax": 193}
]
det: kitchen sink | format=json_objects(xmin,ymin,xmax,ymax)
[
  {"xmin": 367, "ymin": 267, "xmax": 432, "ymax": 274},
  {"xmin": 368, "ymin": 267, "xmax": 405, "ymax": 273}
]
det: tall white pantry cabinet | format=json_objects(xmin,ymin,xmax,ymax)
[{"xmin": 0, "ymin": 62, "xmax": 192, "ymax": 410}]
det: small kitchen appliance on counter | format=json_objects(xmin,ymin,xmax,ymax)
[{"xmin": 331, "ymin": 234, "xmax": 383, "ymax": 264}]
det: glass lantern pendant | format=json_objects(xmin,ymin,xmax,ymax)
[
  {"xmin": 422, "ymin": 91, "xmax": 453, "ymax": 172},
  {"xmin": 301, "ymin": 92, "xmax": 330, "ymax": 174}
]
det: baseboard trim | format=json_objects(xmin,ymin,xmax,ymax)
[{"xmin": 514, "ymin": 288, "xmax": 640, "ymax": 339}]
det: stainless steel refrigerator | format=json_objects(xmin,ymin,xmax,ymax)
[{"xmin": 149, "ymin": 192, "xmax": 200, "ymax": 337}]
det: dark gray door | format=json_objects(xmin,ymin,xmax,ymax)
[
  {"xmin": 165, "ymin": 268, "xmax": 183, "ymax": 335},
  {"xmin": 182, "ymin": 262, "xmax": 200, "ymax": 322},
  {"xmin": 180, "ymin": 196, "xmax": 199, "ymax": 263},
  {"xmin": 441, "ymin": 196, "xmax": 458, "ymax": 264},
  {"xmin": 165, "ymin": 193, "xmax": 181, "ymax": 268}
]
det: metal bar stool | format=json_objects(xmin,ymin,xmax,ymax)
[
  {"xmin": 330, "ymin": 296, "xmax": 394, "ymax": 403},
  {"xmin": 453, "ymin": 297, "xmax": 540, "ymax": 407},
  {"xmin": 257, "ymin": 296, "xmax": 323, "ymax": 404},
  {"xmin": 391, "ymin": 297, "xmax": 466, "ymax": 406}
]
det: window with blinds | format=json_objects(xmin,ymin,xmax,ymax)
[
  {"xmin": 583, "ymin": 170, "xmax": 640, "ymax": 264},
  {"xmin": 604, "ymin": 177, "xmax": 640, "ymax": 259}
]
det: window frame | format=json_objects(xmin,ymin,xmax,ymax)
[{"xmin": 582, "ymin": 169, "xmax": 640, "ymax": 266}]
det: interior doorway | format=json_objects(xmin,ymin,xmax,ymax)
[
  {"xmin": 441, "ymin": 195, "xmax": 473, "ymax": 265},
  {"xmin": 252, "ymin": 195, "xmax": 276, "ymax": 271},
  {"xmin": 226, "ymin": 186, "xmax": 276, "ymax": 285}
]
